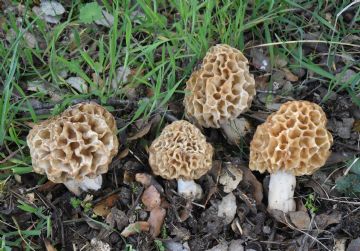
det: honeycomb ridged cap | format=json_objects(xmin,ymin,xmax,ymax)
[
  {"xmin": 27, "ymin": 102, "xmax": 119, "ymax": 183},
  {"xmin": 184, "ymin": 44, "xmax": 256, "ymax": 128},
  {"xmin": 148, "ymin": 120, "xmax": 214, "ymax": 180},
  {"xmin": 249, "ymin": 101, "xmax": 333, "ymax": 176}
]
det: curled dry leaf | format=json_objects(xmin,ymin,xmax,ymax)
[
  {"xmin": 93, "ymin": 194, "xmax": 120, "ymax": 217},
  {"xmin": 148, "ymin": 207, "xmax": 166, "ymax": 238},
  {"xmin": 141, "ymin": 185, "xmax": 161, "ymax": 211},
  {"xmin": 121, "ymin": 221, "xmax": 150, "ymax": 237}
]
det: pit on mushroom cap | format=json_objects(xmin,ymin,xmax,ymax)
[
  {"xmin": 27, "ymin": 102, "xmax": 119, "ymax": 195},
  {"xmin": 249, "ymin": 100, "xmax": 333, "ymax": 212},
  {"xmin": 148, "ymin": 120, "xmax": 214, "ymax": 200}
]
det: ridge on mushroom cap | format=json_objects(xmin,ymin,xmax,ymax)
[
  {"xmin": 184, "ymin": 44, "xmax": 256, "ymax": 128},
  {"xmin": 148, "ymin": 120, "xmax": 214, "ymax": 180},
  {"xmin": 27, "ymin": 102, "xmax": 119, "ymax": 183},
  {"xmin": 249, "ymin": 100, "xmax": 333, "ymax": 176}
]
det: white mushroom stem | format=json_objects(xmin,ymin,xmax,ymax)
[
  {"xmin": 177, "ymin": 178, "xmax": 203, "ymax": 201},
  {"xmin": 268, "ymin": 170, "xmax": 296, "ymax": 212},
  {"xmin": 64, "ymin": 175, "xmax": 103, "ymax": 196}
]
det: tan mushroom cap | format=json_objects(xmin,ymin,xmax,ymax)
[
  {"xmin": 148, "ymin": 120, "xmax": 214, "ymax": 180},
  {"xmin": 249, "ymin": 101, "xmax": 333, "ymax": 176},
  {"xmin": 184, "ymin": 44, "xmax": 256, "ymax": 128},
  {"xmin": 27, "ymin": 102, "xmax": 119, "ymax": 183}
]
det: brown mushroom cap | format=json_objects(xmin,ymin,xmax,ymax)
[
  {"xmin": 184, "ymin": 44, "xmax": 256, "ymax": 128},
  {"xmin": 148, "ymin": 120, "xmax": 213, "ymax": 180},
  {"xmin": 249, "ymin": 101, "xmax": 333, "ymax": 176},
  {"xmin": 27, "ymin": 102, "xmax": 119, "ymax": 183}
]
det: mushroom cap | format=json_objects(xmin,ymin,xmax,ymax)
[
  {"xmin": 184, "ymin": 44, "xmax": 256, "ymax": 128},
  {"xmin": 148, "ymin": 120, "xmax": 214, "ymax": 180},
  {"xmin": 249, "ymin": 101, "xmax": 333, "ymax": 176},
  {"xmin": 27, "ymin": 102, "xmax": 119, "ymax": 183}
]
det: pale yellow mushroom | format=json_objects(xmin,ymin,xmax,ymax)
[
  {"xmin": 27, "ymin": 102, "xmax": 119, "ymax": 195},
  {"xmin": 149, "ymin": 120, "xmax": 213, "ymax": 200},
  {"xmin": 249, "ymin": 101, "xmax": 333, "ymax": 212}
]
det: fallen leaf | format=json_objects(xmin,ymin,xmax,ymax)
[
  {"xmin": 93, "ymin": 194, "xmax": 119, "ymax": 217},
  {"xmin": 41, "ymin": 1, "xmax": 65, "ymax": 16},
  {"xmin": 148, "ymin": 207, "xmax": 166, "ymax": 238},
  {"xmin": 127, "ymin": 123, "xmax": 152, "ymax": 141},
  {"xmin": 282, "ymin": 68, "xmax": 298, "ymax": 82},
  {"xmin": 217, "ymin": 193, "xmax": 237, "ymax": 224},
  {"xmin": 66, "ymin": 77, "xmax": 88, "ymax": 93},
  {"xmin": 106, "ymin": 208, "xmax": 128, "ymax": 231},
  {"xmin": 38, "ymin": 181, "xmax": 58, "ymax": 192},
  {"xmin": 121, "ymin": 221, "xmax": 150, "ymax": 237},
  {"xmin": 23, "ymin": 32, "xmax": 37, "ymax": 48},
  {"xmin": 239, "ymin": 165, "xmax": 263, "ymax": 205},
  {"xmin": 95, "ymin": 10, "xmax": 114, "ymax": 27},
  {"xmin": 220, "ymin": 118, "xmax": 252, "ymax": 145},
  {"xmin": 314, "ymin": 211, "xmax": 341, "ymax": 229},
  {"xmin": 219, "ymin": 163, "xmax": 243, "ymax": 193},
  {"xmin": 135, "ymin": 173, "xmax": 164, "ymax": 193},
  {"xmin": 288, "ymin": 211, "xmax": 310, "ymax": 229},
  {"xmin": 141, "ymin": 185, "xmax": 161, "ymax": 211},
  {"xmin": 111, "ymin": 66, "xmax": 131, "ymax": 89}
]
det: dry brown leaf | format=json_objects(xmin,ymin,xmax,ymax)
[
  {"xmin": 93, "ymin": 194, "xmax": 120, "ymax": 217},
  {"xmin": 239, "ymin": 165, "xmax": 263, "ymax": 205},
  {"xmin": 121, "ymin": 221, "xmax": 150, "ymax": 237},
  {"xmin": 283, "ymin": 68, "xmax": 298, "ymax": 82},
  {"xmin": 38, "ymin": 181, "xmax": 58, "ymax": 192},
  {"xmin": 148, "ymin": 207, "xmax": 166, "ymax": 238},
  {"xmin": 288, "ymin": 211, "xmax": 310, "ymax": 229},
  {"xmin": 127, "ymin": 123, "xmax": 152, "ymax": 141},
  {"xmin": 314, "ymin": 211, "xmax": 341, "ymax": 230},
  {"xmin": 141, "ymin": 185, "xmax": 161, "ymax": 211},
  {"xmin": 44, "ymin": 239, "xmax": 57, "ymax": 251}
]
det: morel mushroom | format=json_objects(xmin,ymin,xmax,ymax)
[
  {"xmin": 27, "ymin": 102, "xmax": 119, "ymax": 195},
  {"xmin": 184, "ymin": 44, "xmax": 256, "ymax": 132},
  {"xmin": 249, "ymin": 101, "xmax": 333, "ymax": 212},
  {"xmin": 149, "ymin": 120, "xmax": 213, "ymax": 200}
]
